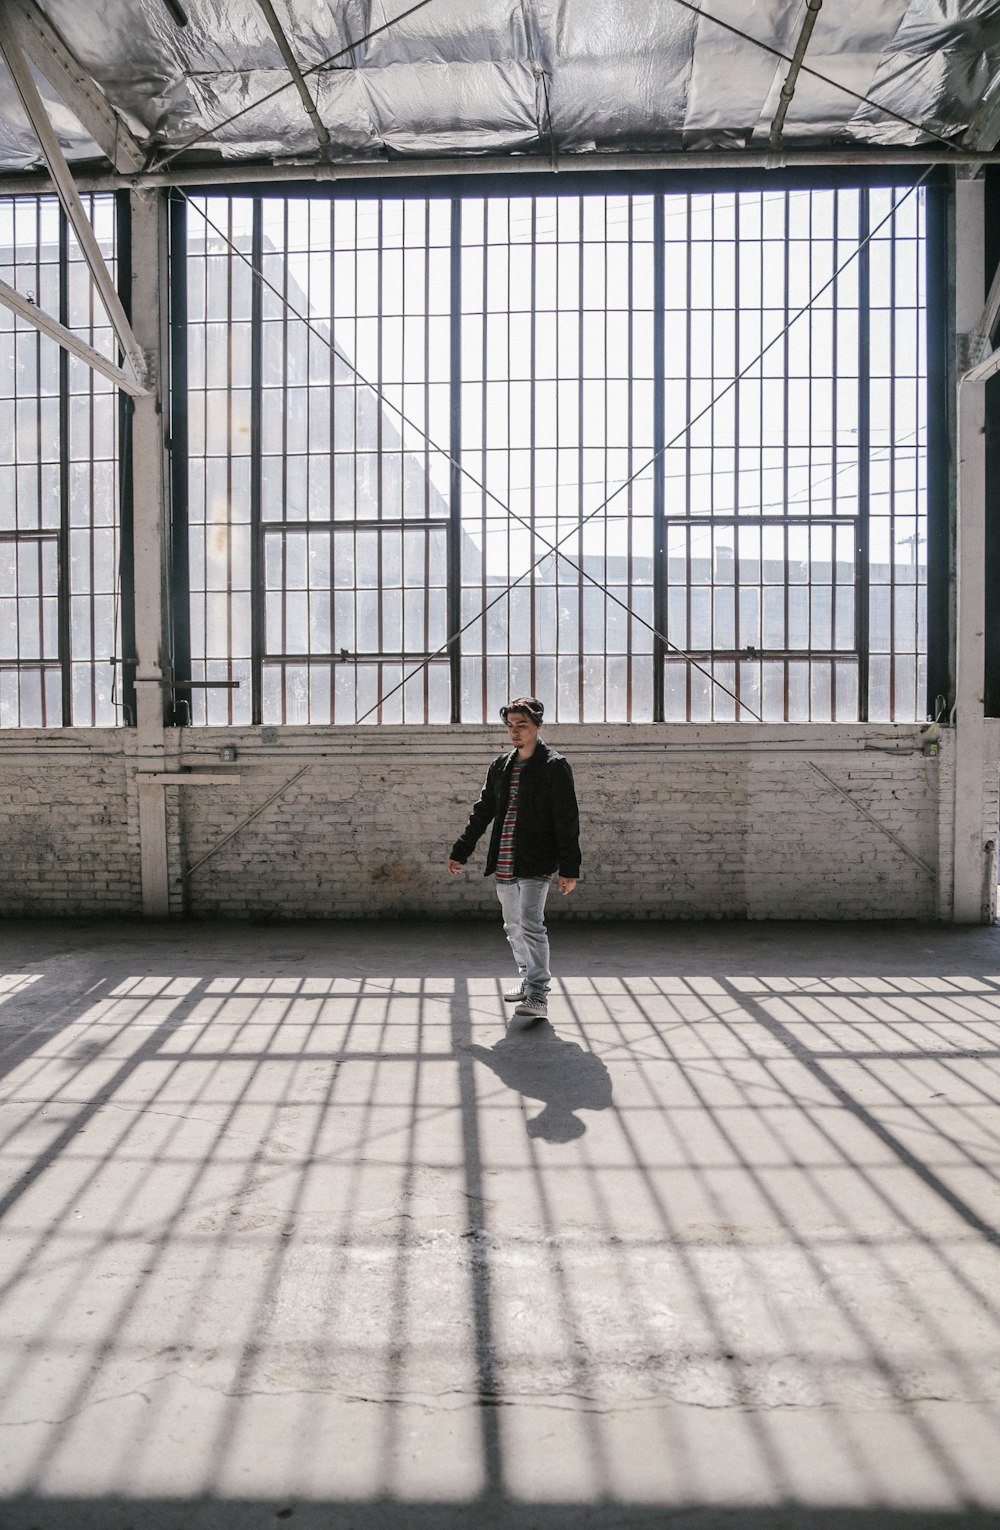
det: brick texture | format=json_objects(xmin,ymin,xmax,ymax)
[
  {"xmin": 2, "ymin": 722, "xmax": 985, "ymax": 921},
  {"xmin": 0, "ymin": 731, "xmax": 140, "ymax": 916}
]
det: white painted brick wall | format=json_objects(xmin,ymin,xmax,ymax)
[
  {"xmin": 0, "ymin": 721, "xmax": 993, "ymax": 921},
  {"xmin": 0, "ymin": 731, "xmax": 140, "ymax": 916}
]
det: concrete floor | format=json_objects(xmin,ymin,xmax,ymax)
[{"xmin": 1, "ymin": 918, "xmax": 1000, "ymax": 1530}]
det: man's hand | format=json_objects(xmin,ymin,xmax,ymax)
[
  {"xmin": 447, "ymin": 859, "xmax": 464, "ymax": 876},
  {"xmin": 558, "ymin": 877, "xmax": 577, "ymax": 895}
]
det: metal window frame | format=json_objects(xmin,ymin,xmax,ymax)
[
  {"xmin": 250, "ymin": 197, "xmax": 264, "ymax": 724},
  {"xmin": 115, "ymin": 188, "xmax": 136, "ymax": 727},
  {"xmin": 856, "ymin": 187, "xmax": 872, "ymax": 720},
  {"xmin": 925, "ymin": 174, "xmax": 953, "ymax": 718},
  {"xmin": 166, "ymin": 189, "xmax": 190, "ymax": 727},
  {"xmin": 192, "ymin": 192, "xmax": 456, "ymax": 725},
  {"xmin": 164, "ymin": 166, "xmax": 940, "ymax": 729},
  {"xmin": 0, "ymin": 189, "xmax": 125, "ymax": 727}
]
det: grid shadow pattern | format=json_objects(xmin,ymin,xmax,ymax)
[{"xmin": 1, "ymin": 956, "xmax": 998, "ymax": 1524}]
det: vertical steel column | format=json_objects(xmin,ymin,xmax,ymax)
[
  {"xmin": 56, "ymin": 204, "xmax": 70, "ymax": 724},
  {"xmin": 855, "ymin": 188, "xmax": 871, "ymax": 720},
  {"xmin": 782, "ymin": 198, "xmax": 791, "ymax": 721},
  {"xmin": 250, "ymin": 198, "xmax": 264, "ymax": 724},
  {"xmin": 952, "ymin": 176, "xmax": 992, "ymax": 922},
  {"xmin": 982, "ymin": 168, "xmax": 1000, "ymax": 720},
  {"xmin": 924, "ymin": 177, "xmax": 952, "ymax": 715},
  {"xmin": 528, "ymin": 196, "xmax": 537, "ymax": 704},
  {"xmin": 652, "ymin": 191, "xmax": 666, "ymax": 721},
  {"xmin": 167, "ymin": 190, "xmax": 191, "ymax": 726},
  {"xmin": 116, "ymin": 191, "xmax": 136, "ymax": 727},
  {"xmin": 129, "ymin": 188, "xmax": 172, "ymax": 916},
  {"xmin": 448, "ymin": 196, "xmax": 462, "ymax": 721}
]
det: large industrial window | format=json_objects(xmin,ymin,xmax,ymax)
[
  {"xmin": 0, "ymin": 193, "xmax": 120, "ymax": 727},
  {"xmin": 460, "ymin": 194, "xmax": 656, "ymax": 723},
  {"xmin": 662, "ymin": 187, "xmax": 926, "ymax": 722},
  {"xmin": 175, "ymin": 181, "xmax": 928, "ymax": 728},
  {"xmin": 180, "ymin": 194, "xmax": 452, "ymax": 725}
]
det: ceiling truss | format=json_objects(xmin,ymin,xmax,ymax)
[
  {"xmin": 0, "ymin": 1, "xmax": 997, "ymax": 185},
  {"xmin": 252, "ymin": 0, "xmax": 332, "ymax": 159},
  {"xmin": 0, "ymin": 10, "xmax": 149, "ymax": 393},
  {"xmin": 4, "ymin": 0, "xmax": 146, "ymax": 173}
]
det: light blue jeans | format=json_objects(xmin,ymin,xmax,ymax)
[{"xmin": 495, "ymin": 876, "xmax": 551, "ymax": 1000}]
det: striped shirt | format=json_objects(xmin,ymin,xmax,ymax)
[{"xmin": 494, "ymin": 760, "xmax": 522, "ymax": 882}]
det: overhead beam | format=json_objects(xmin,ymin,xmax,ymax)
[
  {"xmin": 0, "ymin": 275, "xmax": 149, "ymax": 396},
  {"xmin": 253, "ymin": 0, "xmax": 332, "ymax": 156},
  {"xmin": 0, "ymin": 15, "xmax": 148, "ymax": 387},
  {"xmin": 4, "ymin": 0, "xmax": 146, "ymax": 173},
  {"xmin": 0, "ymin": 144, "xmax": 993, "ymax": 198}
]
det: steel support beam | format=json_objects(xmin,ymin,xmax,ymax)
[
  {"xmin": 253, "ymin": 0, "xmax": 332, "ymax": 156},
  {"xmin": 0, "ymin": 274, "xmax": 149, "ymax": 396},
  {"xmin": 768, "ymin": 0, "xmax": 823, "ymax": 150},
  {"xmin": 129, "ymin": 189, "xmax": 172, "ymax": 917},
  {"xmin": 951, "ymin": 179, "xmax": 993, "ymax": 922},
  {"xmin": 0, "ymin": 15, "xmax": 148, "ymax": 387},
  {"xmin": 0, "ymin": 147, "xmax": 996, "ymax": 200},
  {"xmin": 4, "ymin": 0, "xmax": 146, "ymax": 173}
]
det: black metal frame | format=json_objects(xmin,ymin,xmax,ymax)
[
  {"xmin": 250, "ymin": 198, "xmax": 264, "ymax": 724},
  {"xmin": 924, "ymin": 172, "xmax": 952, "ymax": 718},
  {"xmin": 116, "ymin": 190, "xmax": 137, "ymax": 726},
  {"xmin": 162, "ymin": 166, "xmax": 942, "ymax": 727},
  {"xmin": 448, "ymin": 196, "xmax": 463, "ymax": 723},
  {"xmin": 652, "ymin": 193, "xmax": 667, "ymax": 721},
  {"xmin": 0, "ymin": 192, "xmax": 128, "ymax": 727},
  {"xmin": 167, "ymin": 189, "xmax": 191, "ymax": 726},
  {"xmin": 855, "ymin": 188, "xmax": 872, "ymax": 721}
]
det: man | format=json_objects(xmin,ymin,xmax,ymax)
[{"xmin": 447, "ymin": 696, "xmax": 580, "ymax": 1022}]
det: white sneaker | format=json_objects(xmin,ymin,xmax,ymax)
[
  {"xmin": 513, "ymin": 996, "xmax": 548, "ymax": 1021},
  {"xmin": 504, "ymin": 985, "xmax": 526, "ymax": 1003}
]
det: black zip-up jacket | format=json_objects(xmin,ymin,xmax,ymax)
[{"xmin": 450, "ymin": 740, "xmax": 581, "ymax": 880}]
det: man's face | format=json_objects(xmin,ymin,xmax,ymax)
[{"xmin": 505, "ymin": 711, "xmax": 539, "ymax": 749}]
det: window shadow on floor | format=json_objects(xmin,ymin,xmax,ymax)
[{"xmin": 2, "ymin": 941, "xmax": 1000, "ymax": 1522}]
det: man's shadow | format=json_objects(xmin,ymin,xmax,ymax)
[{"xmin": 467, "ymin": 1020, "xmax": 613, "ymax": 1141}]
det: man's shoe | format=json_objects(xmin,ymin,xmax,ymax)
[
  {"xmin": 513, "ymin": 996, "xmax": 548, "ymax": 1021},
  {"xmin": 504, "ymin": 985, "xmax": 526, "ymax": 1003}
]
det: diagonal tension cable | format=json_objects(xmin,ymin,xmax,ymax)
[
  {"xmin": 666, "ymin": 0, "xmax": 962, "ymax": 152},
  {"xmin": 184, "ymin": 169, "xmax": 928, "ymax": 726},
  {"xmin": 152, "ymin": 0, "xmax": 437, "ymax": 171},
  {"xmin": 184, "ymin": 191, "xmax": 763, "ymax": 719},
  {"xmin": 156, "ymin": 0, "xmax": 958, "ymax": 175},
  {"xmin": 493, "ymin": 170, "xmax": 933, "ymax": 576},
  {"xmin": 178, "ymin": 176, "xmax": 930, "ymax": 877},
  {"xmin": 347, "ymin": 171, "xmax": 932, "ymax": 725}
]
